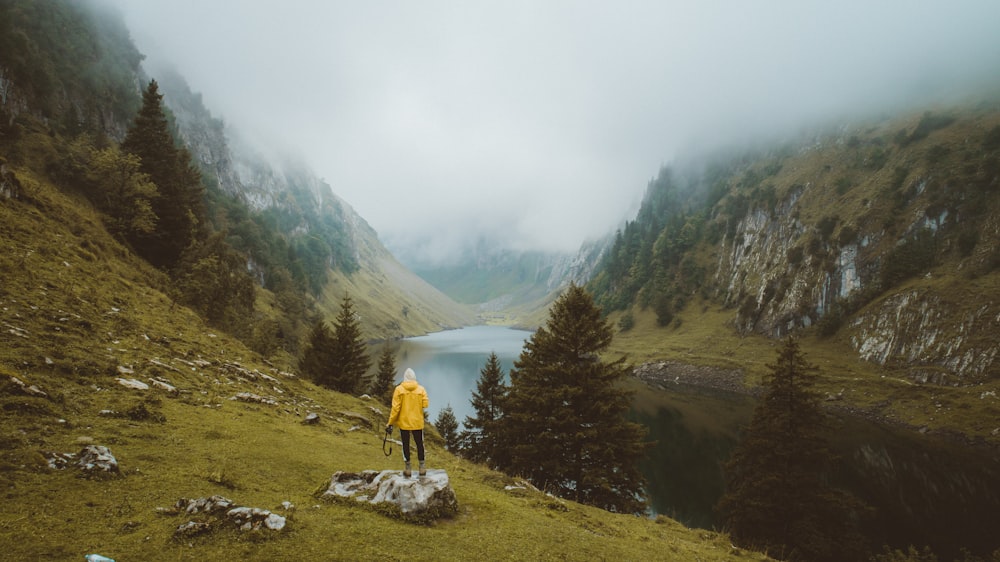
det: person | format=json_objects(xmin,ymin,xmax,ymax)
[{"xmin": 386, "ymin": 368, "xmax": 429, "ymax": 477}]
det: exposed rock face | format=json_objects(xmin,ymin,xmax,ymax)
[
  {"xmin": 713, "ymin": 170, "xmax": 997, "ymax": 384},
  {"xmin": 322, "ymin": 469, "xmax": 458, "ymax": 521}
]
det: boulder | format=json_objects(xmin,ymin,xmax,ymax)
[
  {"xmin": 116, "ymin": 377, "xmax": 149, "ymax": 391},
  {"xmin": 76, "ymin": 445, "xmax": 120, "ymax": 475},
  {"xmin": 322, "ymin": 469, "xmax": 458, "ymax": 521}
]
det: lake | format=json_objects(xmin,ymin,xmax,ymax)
[
  {"xmin": 383, "ymin": 326, "xmax": 1000, "ymax": 558},
  {"xmin": 386, "ymin": 325, "xmax": 531, "ymax": 423}
]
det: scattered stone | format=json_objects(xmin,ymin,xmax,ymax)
[
  {"xmin": 8, "ymin": 375, "xmax": 47, "ymax": 397},
  {"xmin": 174, "ymin": 520, "xmax": 211, "ymax": 538},
  {"xmin": 175, "ymin": 495, "xmax": 234, "ymax": 515},
  {"xmin": 322, "ymin": 469, "xmax": 458, "ymax": 521},
  {"xmin": 44, "ymin": 451, "xmax": 75, "ymax": 470},
  {"xmin": 303, "ymin": 412, "xmax": 320, "ymax": 425},
  {"xmin": 43, "ymin": 446, "xmax": 121, "ymax": 475},
  {"xmin": 150, "ymin": 378, "xmax": 178, "ymax": 394},
  {"xmin": 231, "ymin": 392, "xmax": 277, "ymax": 406},
  {"xmin": 116, "ymin": 377, "xmax": 149, "ymax": 391},
  {"xmin": 164, "ymin": 496, "xmax": 287, "ymax": 537},
  {"xmin": 504, "ymin": 479, "xmax": 539, "ymax": 493},
  {"xmin": 116, "ymin": 365, "xmax": 135, "ymax": 376},
  {"xmin": 76, "ymin": 445, "xmax": 120, "ymax": 474},
  {"xmin": 227, "ymin": 506, "xmax": 286, "ymax": 531},
  {"xmin": 149, "ymin": 358, "xmax": 181, "ymax": 373},
  {"xmin": 633, "ymin": 361, "xmax": 746, "ymax": 394},
  {"xmin": 3, "ymin": 322, "xmax": 28, "ymax": 338},
  {"xmin": 338, "ymin": 410, "xmax": 373, "ymax": 429}
]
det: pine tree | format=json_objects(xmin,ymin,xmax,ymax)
[
  {"xmin": 460, "ymin": 352, "xmax": 507, "ymax": 466},
  {"xmin": 327, "ymin": 295, "xmax": 370, "ymax": 394},
  {"xmin": 87, "ymin": 145, "xmax": 158, "ymax": 238},
  {"xmin": 300, "ymin": 319, "xmax": 336, "ymax": 386},
  {"xmin": 435, "ymin": 405, "xmax": 460, "ymax": 452},
  {"xmin": 122, "ymin": 79, "xmax": 205, "ymax": 269},
  {"xmin": 717, "ymin": 337, "xmax": 868, "ymax": 561},
  {"xmin": 495, "ymin": 283, "xmax": 649, "ymax": 514},
  {"xmin": 370, "ymin": 345, "xmax": 397, "ymax": 406}
]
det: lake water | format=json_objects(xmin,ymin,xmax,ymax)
[
  {"xmin": 386, "ymin": 325, "xmax": 531, "ymax": 423},
  {"xmin": 384, "ymin": 326, "xmax": 1000, "ymax": 558}
]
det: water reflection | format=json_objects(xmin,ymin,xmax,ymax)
[{"xmin": 633, "ymin": 382, "xmax": 1000, "ymax": 559}]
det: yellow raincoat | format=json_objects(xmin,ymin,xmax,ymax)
[{"xmin": 387, "ymin": 379, "xmax": 428, "ymax": 430}]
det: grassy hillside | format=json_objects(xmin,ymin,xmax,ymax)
[
  {"xmin": 0, "ymin": 166, "xmax": 768, "ymax": 560},
  {"xmin": 585, "ymin": 99, "xmax": 1000, "ymax": 446}
]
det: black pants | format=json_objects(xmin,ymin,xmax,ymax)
[{"xmin": 400, "ymin": 429, "xmax": 425, "ymax": 463}]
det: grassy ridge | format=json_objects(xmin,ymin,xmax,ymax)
[{"xmin": 0, "ymin": 167, "xmax": 768, "ymax": 559}]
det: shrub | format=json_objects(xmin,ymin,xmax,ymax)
[{"xmin": 618, "ymin": 311, "xmax": 635, "ymax": 332}]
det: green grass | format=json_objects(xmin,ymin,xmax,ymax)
[
  {"xmin": 0, "ymin": 165, "xmax": 772, "ymax": 560},
  {"xmin": 607, "ymin": 294, "xmax": 1000, "ymax": 446}
]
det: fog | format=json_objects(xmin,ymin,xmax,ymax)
[{"xmin": 108, "ymin": 1, "xmax": 1000, "ymax": 264}]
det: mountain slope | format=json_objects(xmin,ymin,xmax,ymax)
[
  {"xmin": 0, "ymin": 166, "xmax": 766, "ymax": 561},
  {"xmin": 588, "ymin": 100, "xmax": 1000, "ymax": 443},
  {"xmin": 153, "ymin": 66, "xmax": 475, "ymax": 338}
]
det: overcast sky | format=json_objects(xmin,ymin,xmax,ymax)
[{"xmin": 108, "ymin": 1, "xmax": 1000, "ymax": 264}]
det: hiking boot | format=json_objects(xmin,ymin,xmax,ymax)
[
  {"xmin": 403, "ymin": 461, "xmax": 412, "ymax": 478},
  {"xmin": 419, "ymin": 461, "xmax": 426, "ymax": 476}
]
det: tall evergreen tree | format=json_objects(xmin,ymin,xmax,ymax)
[
  {"xmin": 435, "ymin": 405, "xmax": 460, "ymax": 452},
  {"xmin": 717, "ymin": 337, "xmax": 868, "ymax": 561},
  {"xmin": 300, "ymin": 319, "xmax": 336, "ymax": 387},
  {"xmin": 370, "ymin": 345, "xmax": 397, "ymax": 406},
  {"xmin": 122, "ymin": 79, "xmax": 205, "ymax": 269},
  {"xmin": 460, "ymin": 352, "xmax": 508, "ymax": 466},
  {"xmin": 328, "ymin": 295, "xmax": 370, "ymax": 394},
  {"xmin": 495, "ymin": 283, "xmax": 649, "ymax": 514}
]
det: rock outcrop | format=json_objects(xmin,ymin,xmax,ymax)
[{"xmin": 321, "ymin": 469, "xmax": 458, "ymax": 522}]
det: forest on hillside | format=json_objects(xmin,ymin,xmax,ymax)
[{"xmin": 0, "ymin": 0, "xmax": 365, "ymax": 361}]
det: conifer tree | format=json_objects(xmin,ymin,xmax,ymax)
[
  {"xmin": 460, "ymin": 352, "xmax": 508, "ymax": 466},
  {"xmin": 717, "ymin": 337, "xmax": 868, "ymax": 561},
  {"xmin": 327, "ymin": 295, "xmax": 370, "ymax": 394},
  {"xmin": 370, "ymin": 345, "xmax": 397, "ymax": 406},
  {"xmin": 87, "ymin": 145, "xmax": 158, "ymax": 238},
  {"xmin": 496, "ymin": 283, "xmax": 649, "ymax": 514},
  {"xmin": 435, "ymin": 405, "xmax": 460, "ymax": 452},
  {"xmin": 300, "ymin": 319, "xmax": 336, "ymax": 387},
  {"xmin": 122, "ymin": 79, "xmax": 205, "ymax": 269}
]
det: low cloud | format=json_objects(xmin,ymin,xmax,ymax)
[{"xmin": 111, "ymin": 0, "xmax": 1000, "ymax": 264}]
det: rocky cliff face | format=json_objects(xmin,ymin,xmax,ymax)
[{"xmin": 707, "ymin": 108, "xmax": 1000, "ymax": 384}]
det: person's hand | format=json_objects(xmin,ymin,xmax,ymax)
[{"xmin": 385, "ymin": 424, "xmax": 393, "ymax": 433}]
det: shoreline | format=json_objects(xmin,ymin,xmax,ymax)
[{"xmin": 631, "ymin": 360, "xmax": 999, "ymax": 453}]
